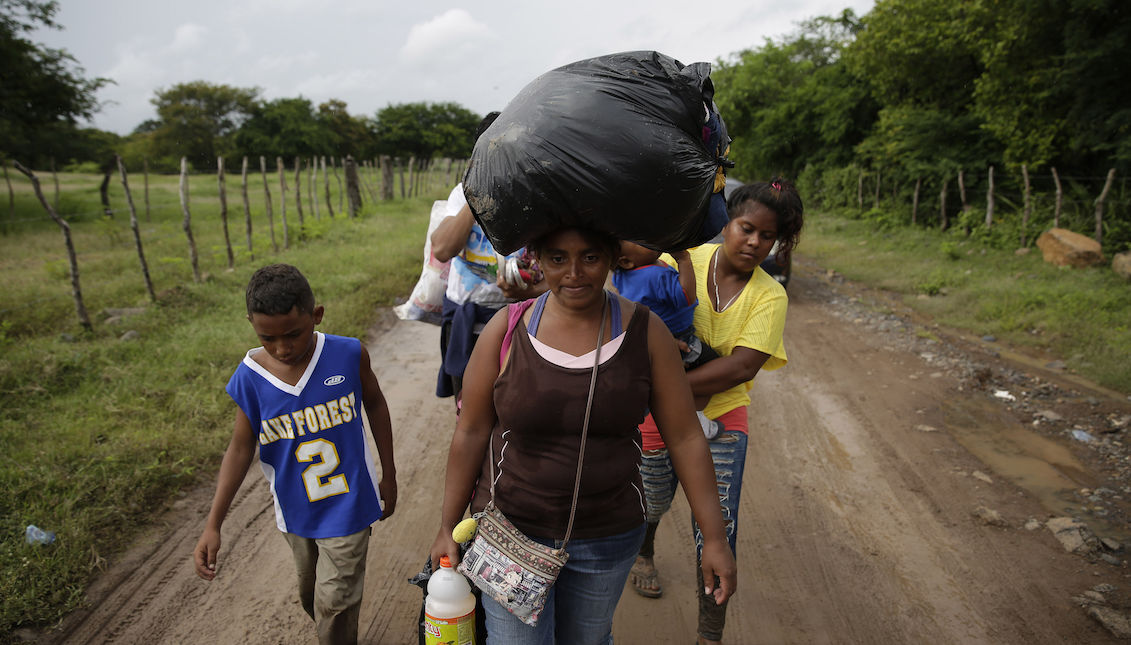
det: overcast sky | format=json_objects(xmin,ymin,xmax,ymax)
[{"xmin": 35, "ymin": 0, "xmax": 875, "ymax": 135}]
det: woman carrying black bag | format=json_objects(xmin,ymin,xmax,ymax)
[{"xmin": 430, "ymin": 225, "xmax": 735, "ymax": 645}]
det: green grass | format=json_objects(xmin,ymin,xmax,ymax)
[
  {"xmin": 802, "ymin": 213, "xmax": 1131, "ymax": 393},
  {"xmin": 0, "ymin": 168, "xmax": 443, "ymax": 638}
]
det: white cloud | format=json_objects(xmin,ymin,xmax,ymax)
[
  {"xmin": 169, "ymin": 23, "xmax": 206, "ymax": 53},
  {"xmin": 398, "ymin": 9, "xmax": 493, "ymax": 67}
]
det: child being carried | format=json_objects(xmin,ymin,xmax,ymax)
[{"xmin": 613, "ymin": 242, "xmax": 722, "ymax": 439}]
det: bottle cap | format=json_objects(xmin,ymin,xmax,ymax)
[{"xmin": 439, "ymin": 555, "xmax": 452, "ymax": 568}]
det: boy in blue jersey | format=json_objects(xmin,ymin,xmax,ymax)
[
  {"xmin": 193, "ymin": 264, "xmax": 397, "ymax": 645},
  {"xmin": 613, "ymin": 242, "xmax": 722, "ymax": 439}
]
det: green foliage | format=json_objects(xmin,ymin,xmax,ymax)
[
  {"xmin": 713, "ymin": 10, "xmax": 875, "ymax": 181},
  {"xmin": 0, "ymin": 169, "xmax": 439, "ymax": 635},
  {"xmin": 317, "ymin": 99, "xmax": 377, "ymax": 159},
  {"xmin": 234, "ymin": 97, "xmax": 335, "ymax": 161},
  {"xmin": 372, "ymin": 102, "xmax": 482, "ymax": 160},
  {"xmin": 846, "ymin": 0, "xmax": 980, "ymax": 112},
  {"xmin": 147, "ymin": 81, "xmax": 260, "ymax": 170},
  {"xmin": 0, "ymin": 0, "xmax": 109, "ymax": 166},
  {"xmin": 804, "ymin": 212, "xmax": 1131, "ymax": 392}
]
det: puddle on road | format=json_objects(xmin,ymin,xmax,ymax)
[{"xmin": 940, "ymin": 397, "xmax": 1130, "ymax": 542}]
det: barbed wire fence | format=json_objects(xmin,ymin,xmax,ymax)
[
  {"xmin": 815, "ymin": 164, "xmax": 1129, "ymax": 253},
  {"xmin": 1, "ymin": 154, "xmax": 466, "ymax": 331}
]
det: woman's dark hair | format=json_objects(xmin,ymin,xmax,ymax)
[
  {"xmin": 526, "ymin": 226, "xmax": 620, "ymax": 265},
  {"xmin": 726, "ymin": 176, "xmax": 804, "ymax": 267},
  {"xmin": 476, "ymin": 111, "xmax": 501, "ymax": 140},
  {"xmin": 245, "ymin": 263, "xmax": 315, "ymax": 316}
]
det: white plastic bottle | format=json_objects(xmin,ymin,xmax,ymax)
[{"xmin": 424, "ymin": 555, "xmax": 476, "ymax": 645}]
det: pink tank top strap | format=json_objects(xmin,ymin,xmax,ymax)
[{"xmin": 500, "ymin": 298, "xmax": 537, "ymax": 367}]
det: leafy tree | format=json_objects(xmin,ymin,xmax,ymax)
[
  {"xmin": 0, "ymin": 0, "xmax": 109, "ymax": 166},
  {"xmin": 845, "ymin": 0, "xmax": 981, "ymax": 113},
  {"xmin": 372, "ymin": 102, "xmax": 481, "ymax": 160},
  {"xmin": 713, "ymin": 11, "xmax": 876, "ymax": 180},
  {"xmin": 966, "ymin": 0, "xmax": 1131, "ymax": 172},
  {"xmin": 317, "ymin": 99, "xmax": 376, "ymax": 159},
  {"xmin": 234, "ymin": 97, "xmax": 334, "ymax": 161},
  {"xmin": 147, "ymin": 81, "xmax": 259, "ymax": 170}
]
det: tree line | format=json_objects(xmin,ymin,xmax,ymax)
[
  {"xmin": 711, "ymin": 0, "xmax": 1129, "ymax": 252},
  {"xmin": 0, "ymin": 1, "xmax": 484, "ymax": 174}
]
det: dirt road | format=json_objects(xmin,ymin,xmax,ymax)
[{"xmin": 43, "ymin": 258, "xmax": 1131, "ymax": 644}]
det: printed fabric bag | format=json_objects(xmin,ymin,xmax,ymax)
[{"xmin": 456, "ymin": 296, "xmax": 608, "ymax": 626}]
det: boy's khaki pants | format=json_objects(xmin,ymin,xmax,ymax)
[{"xmin": 283, "ymin": 527, "xmax": 372, "ymax": 645}]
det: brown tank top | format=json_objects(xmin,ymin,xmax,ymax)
[{"xmin": 470, "ymin": 300, "xmax": 652, "ymax": 539}]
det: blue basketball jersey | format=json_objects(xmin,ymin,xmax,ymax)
[{"xmin": 226, "ymin": 332, "xmax": 384, "ymax": 538}]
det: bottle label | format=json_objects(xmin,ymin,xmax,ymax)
[{"xmin": 424, "ymin": 609, "xmax": 475, "ymax": 645}]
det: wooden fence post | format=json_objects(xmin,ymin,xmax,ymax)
[
  {"xmin": 872, "ymin": 170, "xmax": 881, "ymax": 209},
  {"xmin": 985, "ymin": 165, "xmax": 995, "ymax": 227},
  {"xmin": 400, "ymin": 158, "xmax": 408, "ymax": 199},
  {"xmin": 345, "ymin": 155, "xmax": 361, "ymax": 218},
  {"xmin": 143, "ymin": 158, "xmax": 150, "ymax": 222},
  {"xmin": 277, "ymin": 156, "xmax": 289, "ymax": 249},
  {"xmin": 333, "ymin": 157, "xmax": 344, "ymax": 212},
  {"xmin": 957, "ymin": 170, "xmax": 968, "ymax": 215},
  {"xmin": 13, "ymin": 161, "xmax": 92, "ymax": 331},
  {"xmin": 218, "ymin": 157, "xmax": 234, "ymax": 269},
  {"xmin": 857, "ymin": 168, "xmax": 864, "ymax": 209},
  {"xmin": 322, "ymin": 156, "xmax": 335, "ymax": 218},
  {"xmin": 241, "ymin": 156, "xmax": 253, "ymax": 258},
  {"xmin": 381, "ymin": 155, "xmax": 393, "ymax": 200},
  {"xmin": 1021, "ymin": 163, "xmax": 1032, "ymax": 246},
  {"xmin": 939, "ymin": 177, "xmax": 949, "ymax": 231},
  {"xmin": 99, "ymin": 166, "xmax": 113, "ymax": 218},
  {"xmin": 51, "ymin": 157, "xmax": 59, "ymax": 210},
  {"xmin": 911, "ymin": 177, "xmax": 921, "ymax": 226},
  {"xmin": 1051, "ymin": 166, "xmax": 1063, "ymax": 228},
  {"xmin": 406, "ymin": 156, "xmax": 416, "ymax": 198},
  {"xmin": 3, "ymin": 160, "xmax": 13, "ymax": 224},
  {"xmin": 1095, "ymin": 168, "xmax": 1116, "ymax": 245},
  {"xmin": 294, "ymin": 156, "xmax": 304, "ymax": 227},
  {"xmin": 117, "ymin": 155, "xmax": 157, "ymax": 301},
  {"xmin": 179, "ymin": 157, "xmax": 202, "ymax": 283},
  {"xmin": 260, "ymin": 156, "xmax": 277, "ymax": 252},
  {"xmin": 310, "ymin": 156, "xmax": 319, "ymax": 219}
]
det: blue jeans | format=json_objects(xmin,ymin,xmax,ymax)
[
  {"xmin": 481, "ymin": 523, "xmax": 646, "ymax": 645},
  {"xmin": 639, "ymin": 430, "xmax": 748, "ymax": 641}
]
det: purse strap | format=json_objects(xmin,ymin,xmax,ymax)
[{"xmin": 488, "ymin": 291, "xmax": 609, "ymax": 549}]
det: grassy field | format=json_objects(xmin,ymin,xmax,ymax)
[
  {"xmin": 0, "ymin": 166, "xmax": 443, "ymax": 638},
  {"xmin": 800, "ymin": 212, "xmax": 1131, "ymax": 394}
]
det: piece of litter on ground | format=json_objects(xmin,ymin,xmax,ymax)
[
  {"xmin": 914, "ymin": 424, "xmax": 938, "ymax": 433},
  {"xmin": 993, "ymin": 390, "xmax": 1016, "ymax": 401},
  {"xmin": 1072, "ymin": 429, "xmax": 1097, "ymax": 443},
  {"xmin": 973, "ymin": 471, "xmax": 994, "ymax": 484}
]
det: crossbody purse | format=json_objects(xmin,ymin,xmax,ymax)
[{"xmin": 456, "ymin": 295, "xmax": 607, "ymax": 626}]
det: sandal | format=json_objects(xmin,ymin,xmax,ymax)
[{"xmin": 629, "ymin": 556, "xmax": 663, "ymax": 598}]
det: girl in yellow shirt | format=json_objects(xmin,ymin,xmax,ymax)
[{"xmin": 633, "ymin": 178, "xmax": 804, "ymax": 645}]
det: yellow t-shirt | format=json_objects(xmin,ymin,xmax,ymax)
[{"xmin": 662, "ymin": 244, "xmax": 788, "ymax": 419}]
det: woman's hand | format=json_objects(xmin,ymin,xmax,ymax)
[
  {"xmin": 700, "ymin": 536, "xmax": 737, "ymax": 605},
  {"xmin": 430, "ymin": 527, "xmax": 462, "ymax": 572}
]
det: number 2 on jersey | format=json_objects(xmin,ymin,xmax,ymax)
[{"xmin": 296, "ymin": 438, "xmax": 349, "ymax": 501}]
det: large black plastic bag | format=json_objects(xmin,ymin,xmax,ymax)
[{"xmin": 464, "ymin": 50, "xmax": 731, "ymax": 255}]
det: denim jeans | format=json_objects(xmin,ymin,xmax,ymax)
[
  {"xmin": 638, "ymin": 430, "xmax": 748, "ymax": 641},
  {"xmin": 480, "ymin": 523, "xmax": 646, "ymax": 645}
]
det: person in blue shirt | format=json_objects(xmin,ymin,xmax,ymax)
[
  {"xmin": 613, "ymin": 242, "xmax": 722, "ymax": 439},
  {"xmin": 193, "ymin": 263, "xmax": 398, "ymax": 645}
]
